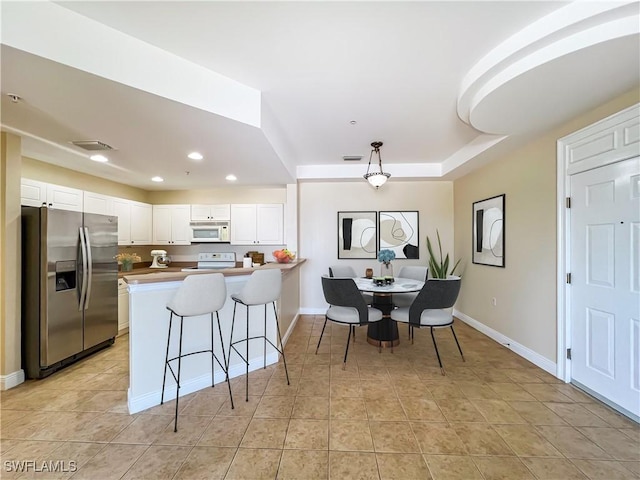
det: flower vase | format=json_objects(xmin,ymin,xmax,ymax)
[
  {"xmin": 121, "ymin": 260, "xmax": 133, "ymax": 272},
  {"xmin": 381, "ymin": 262, "xmax": 393, "ymax": 278}
]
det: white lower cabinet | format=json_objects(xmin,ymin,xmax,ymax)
[{"xmin": 118, "ymin": 279, "xmax": 129, "ymax": 333}]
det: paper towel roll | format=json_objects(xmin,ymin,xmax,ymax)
[{"xmin": 243, "ymin": 257, "xmax": 252, "ymax": 268}]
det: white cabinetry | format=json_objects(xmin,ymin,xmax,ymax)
[
  {"xmin": 112, "ymin": 199, "xmax": 152, "ymax": 245},
  {"xmin": 20, "ymin": 178, "xmax": 47, "ymax": 207},
  {"xmin": 118, "ymin": 278, "xmax": 129, "ymax": 333},
  {"xmin": 153, "ymin": 205, "xmax": 191, "ymax": 245},
  {"xmin": 230, "ymin": 204, "xmax": 283, "ymax": 245},
  {"xmin": 21, "ymin": 179, "xmax": 83, "ymax": 212},
  {"xmin": 191, "ymin": 204, "xmax": 230, "ymax": 221},
  {"xmin": 83, "ymin": 191, "xmax": 112, "ymax": 215},
  {"xmin": 130, "ymin": 202, "xmax": 153, "ymax": 245}
]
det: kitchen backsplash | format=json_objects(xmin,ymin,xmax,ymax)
[{"xmin": 117, "ymin": 244, "xmax": 287, "ymax": 263}]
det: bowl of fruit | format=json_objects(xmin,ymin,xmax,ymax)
[{"xmin": 273, "ymin": 249, "xmax": 296, "ymax": 263}]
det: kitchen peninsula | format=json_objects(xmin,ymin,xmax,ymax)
[{"xmin": 123, "ymin": 259, "xmax": 305, "ymax": 414}]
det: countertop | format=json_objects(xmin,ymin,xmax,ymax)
[{"xmin": 122, "ymin": 259, "xmax": 306, "ymax": 285}]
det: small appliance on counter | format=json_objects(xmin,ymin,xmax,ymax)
[
  {"xmin": 150, "ymin": 250, "xmax": 170, "ymax": 268},
  {"xmin": 181, "ymin": 252, "xmax": 236, "ymax": 271}
]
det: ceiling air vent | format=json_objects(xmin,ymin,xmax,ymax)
[
  {"xmin": 342, "ymin": 155, "xmax": 363, "ymax": 162},
  {"xmin": 71, "ymin": 140, "xmax": 115, "ymax": 151}
]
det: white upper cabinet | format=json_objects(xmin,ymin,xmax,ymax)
[
  {"xmin": 153, "ymin": 205, "xmax": 191, "ymax": 245},
  {"xmin": 130, "ymin": 201, "xmax": 153, "ymax": 245},
  {"xmin": 20, "ymin": 178, "xmax": 47, "ymax": 207},
  {"xmin": 112, "ymin": 198, "xmax": 152, "ymax": 246},
  {"xmin": 83, "ymin": 191, "xmax": 112, "ymax": 215},
  {"xmin": 21, "ymin": 179, "xmax": 83, "ymax": 212},
  {"xmin": 111, "ymin": 198, "xmax": 133, "ymax": 245},
  {"xmin": 191, "ymin": 204, "xmax": 231, "ymax": 221},
  {"xmin": 230, "ymin": 204, "xmax": 283, "ymax": 245}
]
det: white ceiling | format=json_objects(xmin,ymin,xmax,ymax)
[{"xmin": 1, "ymin": 1, "xmax": 638, "ymax": 190}]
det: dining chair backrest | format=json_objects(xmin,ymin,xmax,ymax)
[
  {"xmin": 408, "ymin": 277, "xmax": 461, "ymax": 326},
  {"xmin": 397, "ymin": 266, "xmax": 428, "ymax": 282},
  {"xmin": 321, "ymin": 275, "xmax": 368, "ymax": 324},
  {"xmin": 328, "ymin": 265, "xmax": 357, "ymax": 278}
]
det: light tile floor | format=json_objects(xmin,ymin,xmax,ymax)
[{"xmin": 1, "ymin": 316, "xmax": 638, "ymax": 479}]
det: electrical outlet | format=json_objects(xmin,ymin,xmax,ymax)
[{"xmin": 491, "ymin": 297, "xmax": 497, "ymax": 306}]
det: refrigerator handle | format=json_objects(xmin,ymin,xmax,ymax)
[
  {"xmin": 84, "ymin": 227, "xmax": 93, "ymax": 310},
  {"xmin": 79, "ymin": 227, "xmax": 89, "ymax": 311}
]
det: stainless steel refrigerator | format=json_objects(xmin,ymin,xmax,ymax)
[{"xmin": 22, "ymin": 206, "xmax": 119, "ymax": 379}]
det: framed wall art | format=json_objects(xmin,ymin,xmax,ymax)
[
  {"xmin": 472, "ymin": 194, "xmax": 505, "ymax": 267},
  {"xmin": 337, "ymin": 211, "xmax": 377, "ymax": 259},
  {"xmin": 378, "ymin": 211, "xmax": 419, "ymax": 259}
]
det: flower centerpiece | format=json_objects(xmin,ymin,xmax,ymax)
[
  {"xmin": 377, "ymin": 249, "xmax": 396, "ymax": 277},
  {"xmin": 115, "ymin": 252, "xmax": 141, "ymax": 272},
  {"xmin": 273, "ymin": 248, "xmax": 296, "ymax": 264}
]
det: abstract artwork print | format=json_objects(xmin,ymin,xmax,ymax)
[{"xmin": 378, "ymin": 211, "xmax": 419, "ymax": 259}]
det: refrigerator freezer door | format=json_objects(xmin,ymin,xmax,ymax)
[
  {"xmin": 83, "ymin": 212, "xmax": 118, "ymax": 349},
  {"xmin": 44, "ymin": 208, "xmax": 84, "ymax": 366}
]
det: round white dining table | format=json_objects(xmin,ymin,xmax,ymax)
[{"xmin": 353, "ymin": 277, "xmax": 424, "ymax": 347}]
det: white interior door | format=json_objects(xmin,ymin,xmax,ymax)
[{"xmin": 570, "ymin": 156, "xmax": 640, "ymax": 418}]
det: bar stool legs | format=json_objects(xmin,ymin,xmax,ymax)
[
  {"xmin": 161, "ymin": 311, "xmax": 234, "ymax": 432},
  {"xmin": 229, "ymin": 299, "xmax": 290, "ymax": 403}
]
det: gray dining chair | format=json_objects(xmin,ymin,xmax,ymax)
[
  {"xmin": 329, "ymin": 265, "xmax": 373, "ymax": 306},
  {"xmin": 328, "ymin": 265, "xmax": 358, "ymax": 278},
  {"xmin": 319, "ymin": 275, "xmax": 384, "ymax": 368},
  {"xmin": 393, "ymin": 266, "xmax": 428, "ymax": 307},
  {"xmin": 390, "ymin": 276, "xmax": 463, "ymax": 375},
  {"xmin": 393, "ymin": 266, "xmax": 429, "ymax": 338}
]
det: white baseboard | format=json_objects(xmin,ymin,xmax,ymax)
[
  {"xmin": 128, "ymin": 351, "xmax": 279, "ymax": 414},
  {"xmin": 454, "ymin": 309, "xmax": 557, "ymax": 376},
  {"xmin": 281, "ymin": 313, "xmax": 299, "ymax": 346},
  {"xmin": 299, "ymin": 307, "xmax": 326, "ymax": 315},
  {"xmin": 0, "ymin": 370, "xmax": 25, "ymax": 390}
]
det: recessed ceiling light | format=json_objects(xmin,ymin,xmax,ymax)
[
  {"xmin": 89, "ymin": 154, "xmax": 109, "ymax": 163},
  {"xmin": 349, "ymin": 120, "xmax": 357, "ymax": 125},
  {"xmin": 151, "ymin": 176, "xmax": 164, "ymax": 182},
  {"xmin": 225, "ymin": 174, "xmax": 237, "ymax": 181},
  {"xmin": 188, "ymin": 152, "xmax": 203, "ymax": 160}
]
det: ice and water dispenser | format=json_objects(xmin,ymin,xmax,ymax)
[{"xmin": 55, "ymin": 260, "xmax": 77, "ymax": 291}]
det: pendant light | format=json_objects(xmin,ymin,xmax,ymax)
[{"xmin": 363, "ymin": 141, "xmax": 390, "ymax": 189}]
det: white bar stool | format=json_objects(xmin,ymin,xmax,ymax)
[
  {"xmin": 161, "ymin": 273, "xmax": 233, "ymax": 432},
  {"xmin": 228, "ymin": 269, "xmax": 290, "ymax": 402}
]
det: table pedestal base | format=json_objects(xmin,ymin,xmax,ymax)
[{"xmin": 367, "ymin": 295, "xmax": 399, "ymax": 348}]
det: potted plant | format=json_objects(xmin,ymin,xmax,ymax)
[{"xmin": 426, "ymin": 230, "xmax": 461, "ymax": 279}]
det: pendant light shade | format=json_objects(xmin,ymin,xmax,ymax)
[{"xmin": 364, "ymin": 141, "xmax": 391, "ymax": 189}]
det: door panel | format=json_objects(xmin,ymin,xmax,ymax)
[
  {"xmin": 570, "ymin": 156, "xmax": 640, "ymax": 417},
  {"xmin": 44, "ymin": 209, "xmax": 83, "ymax": 366},
  {"xmin": 83, "ymin": 212, "xmax": 118, "ymax": 349}
]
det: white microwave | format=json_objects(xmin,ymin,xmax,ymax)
[{"xmin": 190, "ymin": 221, "xmax": 230, "ymax": 243}]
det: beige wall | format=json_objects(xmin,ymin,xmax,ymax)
[
  {"xmin": 453, "ymin": 88, "xmax": 640, "ymax": 364},
  {"xmin": 22, "ymin": 157, "xmax": 149, "ymax": 202},
  {"xmin": 1, "ymin": 133, "xmax": 23, "ymax": 383},
  {"xmin": 299, "ymin": 180, "xmax": 454, "ymax": 310},
  {"xmin": 147, "ymin": 187, "xmax": 286, "ymax": 205}
]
